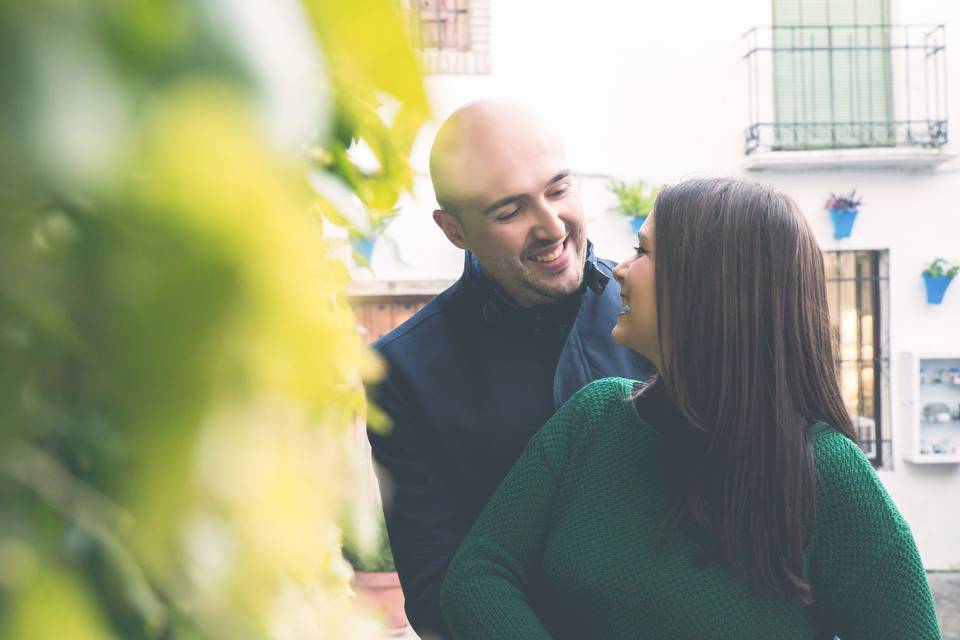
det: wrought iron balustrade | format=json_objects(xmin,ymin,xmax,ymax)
[{"xmin": 744, "ymin": 24, "xmax": 948, "ymax": 154}]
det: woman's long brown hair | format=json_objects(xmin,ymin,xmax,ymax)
[{"xmin": 650, "ymin": 178, "xmax": 855, "ymax": 604}]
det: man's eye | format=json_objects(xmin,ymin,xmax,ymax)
[
  {"xmin": 548, "ymin": 184, "xmax": 569, "ymax": 198},
  {"xmin": 497, "ymin": 207, "xmax": 522, "ymax": 221}
]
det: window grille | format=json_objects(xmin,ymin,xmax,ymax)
[{"xmin": 824, "ymin": 250, "xmax": 890, "ymax": 466}]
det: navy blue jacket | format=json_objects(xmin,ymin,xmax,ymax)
[{"xmin": 368, "ymin": 245, "xmax": 652, "ymax": 638}]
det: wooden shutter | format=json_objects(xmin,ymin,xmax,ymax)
[{"xmin": 353, "ymin": 296, "xmax": 434, "ymax": 345}]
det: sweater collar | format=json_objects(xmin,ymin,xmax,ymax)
[{"xmin": 633, "ymin": 379, "xmax": 710, "ymax": 448}]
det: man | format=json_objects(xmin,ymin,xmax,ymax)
[{"xmin": 368, "ymin": 100, "xmax": 652, "ymax": 638}]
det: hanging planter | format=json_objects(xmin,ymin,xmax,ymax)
[
  {"xmin": 348, "ymin": 212, "xmax": 398, "ymax": 267},
  {"xmin": 350, "ymin": 234, "xmax": 377, "ymax": 264},
  {"xmin": 824, "ymin": 190, "xmax": 862, "ymax": 239},
  {"xmin": 608, "ymin": 179, "xmax": 659, "ymax": 234},
  {"xmin": 922, "ymin": 258, "xmax": 959, "ymax": 304}
]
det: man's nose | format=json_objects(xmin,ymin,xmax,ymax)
[{"xmin": 531, "ymin": 199, "xmax": 566, "ymax": 239}]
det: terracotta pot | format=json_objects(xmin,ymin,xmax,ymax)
[{"xmin": 352, "ymin": 571, "xmax": 409, "ymax": 634}]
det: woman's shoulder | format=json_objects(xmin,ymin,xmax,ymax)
[
  {"xmin": 808, "ymin": 422, "xmax": 904, "ymax": 530},
  {"xmin": 532, "ymin": 377, "xmax": 645, "ymax": 460},
  {"xmin": 569, "ymin": 377, "xmax": 649, "ymax": 431},
  {"xmin": 570, "ymin": 376, "xmax": 639, "ymax": 409},
  {"xmin": 809, "ymin": 422, "xmax": 872, "ymax": 473},
  {"xmin": 809, "ymin": 422, "xmax": 876, "ymax": 484}
]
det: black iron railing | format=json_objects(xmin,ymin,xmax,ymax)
[{"xmin": 744, "ymin": 25, "xmax": 948, "ymax": 154}]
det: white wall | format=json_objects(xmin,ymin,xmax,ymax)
[{"xmin": 353, "ymin": 0, "xmax": 960, "ymax": 569}]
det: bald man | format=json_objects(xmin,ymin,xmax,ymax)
[{"xmin": 368, "ymin": 101, "xmax": 652, "ymax": 638}]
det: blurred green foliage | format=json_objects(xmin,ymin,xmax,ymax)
[{"xmin": 0, "ymin": 0, "xmax": 426, "ymax": 637}]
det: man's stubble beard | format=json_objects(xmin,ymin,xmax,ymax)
[{"xmin": 514, "ymin": 226, "xmax": 587, "ymax": 305}]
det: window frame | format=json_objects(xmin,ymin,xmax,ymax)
[
  {"xmin": 824, "ymin": 249, "xmax": 890, "ymax": 467},
  {"xmin": 400, "ymin": 0, "xmax": 491, "ymax": 74}
]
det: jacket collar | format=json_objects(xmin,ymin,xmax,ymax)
[{"xmin": 460, "ymin": 241, "xmax": 612, "ymax": 328}]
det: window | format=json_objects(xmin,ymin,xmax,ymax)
[
  {"xmin": 771, "ymin": 0, "xmax": 894, "ymax": 149},
  {"xmin": 744, "ymin": 18, "xmax": 948, "ymax": 157},
  {"xmin": 824, "ymin": 250, "xmax": 890, "ymax": 466},
  {"xmin": 417, "ymin": 0, "xmax": 471, "ymax": 51},
  {"xmin": 400, "ymin": 0, "xmax": 491, "ymax": 74}
]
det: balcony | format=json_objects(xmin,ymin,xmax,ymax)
[{"xmin": 743, "ymin": 24, "xmax": 954, "ymax": 171}]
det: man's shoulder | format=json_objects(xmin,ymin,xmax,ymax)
[
  {"xmin": 373, "ymin": 281, "xmax": 462, "ymax": 355},
  {"xmin": 595, "ymin": 255, "xmax": 618, "ymax": 269}
]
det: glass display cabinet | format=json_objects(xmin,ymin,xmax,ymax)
[{"xmin": 901, "ymin": 353, "xmax": 960, "ymax": 464}]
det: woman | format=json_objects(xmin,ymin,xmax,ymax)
[{"xmin": 439, "ymin": 178, "xmax": 940, "ymax": 639}]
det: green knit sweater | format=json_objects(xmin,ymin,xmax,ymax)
[{"xmin": 439, "ymin": 378, "xmax": 940, "ymax": 639}]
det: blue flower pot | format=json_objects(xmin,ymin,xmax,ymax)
[
  {"xmin": 829, "ymin": 208, "xmax": 858, "ymax": 239},
  {"xmin": 630, "ymin": 216, "xmax": 647, "ymax": 233},
  {"xmin": 924, "ymin": 274, "xmax": 954, "ymax": 304},
  {"xmin": 351, "ymin": 236, "xmax": 376, "ymax": 263}
]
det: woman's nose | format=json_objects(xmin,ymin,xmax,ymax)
[{"xmin": 612, "ymin": 259, "xmax": 628, "ymax": 284}]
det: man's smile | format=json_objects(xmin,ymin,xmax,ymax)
[{"xmin": 526, "ymin": 236, "xmax": 571, "ymax": 270}]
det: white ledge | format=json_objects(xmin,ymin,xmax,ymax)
[
  {"xmin": 743, "ymin": 146, "xmax": 957, "ymax": 172},
  {"xmin": 346, "ymin": 279, "xmax": 453, "ymax": 298}
]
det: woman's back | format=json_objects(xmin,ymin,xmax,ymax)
[{"xmin": 440, "ymin": 377, "xmax": 940, "ymax": 639}]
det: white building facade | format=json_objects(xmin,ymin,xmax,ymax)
[{"xmin": 346, "ymin": 0, "xmax": 960, "ymax": 570}]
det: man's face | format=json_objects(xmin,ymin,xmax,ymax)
[{"xmin": 436, "ymin": 134, "xmax": 587, "ymax": 307}]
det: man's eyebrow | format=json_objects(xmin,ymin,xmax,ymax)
[
  {"xmin": 481, "ymin": 171, "xmax": 573, "ymax": 216},
  {"xmin": 547, "ymin": 170, "xmax": 571, "ymax": 187},
  {"xmin": 482, "ymin": 194, "xmax": 525, "ymax": 216}
]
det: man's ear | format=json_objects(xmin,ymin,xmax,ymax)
[{"xmin": 433, "ymin": 209, "xmax": 468, "ymax": 251}]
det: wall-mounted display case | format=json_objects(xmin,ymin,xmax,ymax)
[{"xmin": 901, "ymin": 353, "xmax": 960, "ymax": 464}]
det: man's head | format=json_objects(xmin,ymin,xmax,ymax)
[{"xmin": 429, "ymin": 100, "xmax": 587, "ymax": 307}]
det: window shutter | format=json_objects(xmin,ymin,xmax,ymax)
[{"xmin": 771, "ymin": 0, "xmax": 893, "ymax": 149}]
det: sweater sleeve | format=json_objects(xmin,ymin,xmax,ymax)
[
  {"xmin": 439, "ymin": 386, "xmax": 591, "ymax": 639},
  {"xmin": 809, "ymin": 431, "xmax": 941, "ymax": 640}
]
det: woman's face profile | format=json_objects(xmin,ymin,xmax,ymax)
[{"xmin": 611, "ymin": 212, "xmax": 659, "ymax": 367}]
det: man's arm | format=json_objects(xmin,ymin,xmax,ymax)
[{"xmin": 368, "ymin": 371, "xmax": 471, "ymax": 639}]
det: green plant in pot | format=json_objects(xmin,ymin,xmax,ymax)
[
  {"xmin": 824, "ymin": 190, "xmax": 862, "ymax": 239},
  {"xmin": 608, "ymin": 179, "xmax": 659, "ymax": 233},
  {"xmin": 342, "ymin": 512, "xmax": 407, "ymax": 630},
  {"xmin": 922, "ymin": 257, "xmax": 959, "ymax": 304},
  {"xmin": 342, "ymin": 513, "xmax": 396, "ymax": 572}
]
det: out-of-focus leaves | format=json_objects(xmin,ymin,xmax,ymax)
[
  {"xmin": 304, "ymin": 0, "xmax": 429, "ymax": 230},
  {"xmin": 0, "ymin": 0, "xmax": 427, "ymax": 637},
  {"xmin": 1, "ymin": 561, "xmax": 110, "ymax": 640}
]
